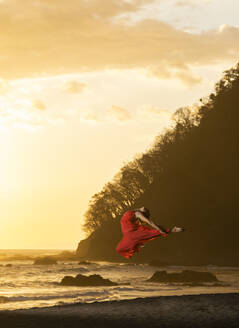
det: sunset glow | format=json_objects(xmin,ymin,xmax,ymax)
[{"xmin": 1, "ymin": 0, "xmax": 239, "ymax": 249}]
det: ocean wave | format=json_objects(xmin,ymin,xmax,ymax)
[
  {"xmin": 110, "ymin": 286, "xmax": 134, "ymax": 292},
  {"xmin": 0, "ymin": 289, "xmax": 111, "ymax": 304},
  {"xmin": 2, "ymin": 294, "xmax": 79, "ymax": 303},
  {"xmin": 0, "ymin": 288, "xmax": 142, "ymax": 305},
  {"xmin": 110, "ymin": 286, "xmax": 182, "ymax": 293},
  {"xmin": 79, "ymin": 290, "xmax": 109, "ymax": 296},
  {"xmin": 58, "ymin": 267, "xmax": 89, "ymax": 273},
  {"xmin": 0, "ymin": 282, "xmax": 16, "ymax": 287}
]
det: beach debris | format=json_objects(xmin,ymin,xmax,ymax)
[
  {"xmin": 33, "ymin": 257, "xmax": 58, "ymax": 265},
  {"xmin": 60, "ymin": 273, "xmax": 118, "ymax": 286},
  {"xmin": 147, "ymin": 270, "xmax": 218, "ymax": 283}
]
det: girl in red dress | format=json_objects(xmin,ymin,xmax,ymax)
[{"xmin": 116, "ymin": 207, "xmax": 184, "ymax": 259}]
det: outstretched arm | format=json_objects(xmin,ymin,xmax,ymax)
[{"xmin": 134, "ymin": 211, "xmax": 168, "ymax": 234}]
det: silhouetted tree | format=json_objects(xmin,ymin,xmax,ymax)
[{"xmin": 78, "ymin": 62, "xmax": 239, "ymax": 266}]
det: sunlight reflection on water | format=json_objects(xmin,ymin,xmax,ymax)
[{"xmin": 0, "ymin": 259, "xmax": 238, "ymax": 310}]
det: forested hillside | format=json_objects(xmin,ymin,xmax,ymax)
[{"xmin": 76, "ymin": 63, "xmax": 239, "ymax": 266}]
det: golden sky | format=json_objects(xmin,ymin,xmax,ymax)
[{"xmin": 0, "ymin": 0, "xmax": 239, "ymax": 249}]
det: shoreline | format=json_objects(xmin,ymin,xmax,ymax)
[{"xmin": 0, "ymin": 293, "xmax": 239, "ymax": 328}]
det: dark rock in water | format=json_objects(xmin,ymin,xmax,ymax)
[
  {"xmin": 0, "ymin": 296, "xmax": 8, "ymax": 303},
  {"xmin": 33, "ymin": 257, "xmax": 57, "ymax": 265},
  {"xmin": 5, "ymin": 264, "xmax": 12, "ymax": 267},
  {"xmin": 60, "ymin": 273, "xmax": 118, "ymax": 286},
  {"xmin": 147, "ymin": 270, "xmax": 218, "ymax": 283}
]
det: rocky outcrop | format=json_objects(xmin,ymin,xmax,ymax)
[
  {"xmin": 147, "ymin": 270, "xmax": 218, "ymax": 283},
  {"xmin": 60, "ymin": 273, "xmax": 118, "ymax": 286},
  {"xmin": 33, "ymin": 257, "xmax": 58, "ymax": 265},
  {"xmin": 76, "ymin": 220, "xmax": 128, "ymax": 263},
  {"xmin": 54, "ymin": 251, "xmax": 79, "ymax": 261},
  {"xmin": 76, "ymin": 65, "xmax": 239, "ymax": 267},
  {"xmin": 5, "ymin": 264, "xmax": 12, "ymax": 267},
  {"xmin": 0, "ymin": 296, "xmax": 8, "ymax": 303}
]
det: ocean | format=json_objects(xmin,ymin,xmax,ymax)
[{"xmin": 0, "ymin": 250, "xmax": 238, "ymax": 310}]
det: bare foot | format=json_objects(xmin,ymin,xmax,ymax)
[{"xmin": 171, "ymin": 226, "xmax": 184, "ymax": 233}]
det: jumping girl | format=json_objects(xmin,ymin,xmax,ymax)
[{"xmin": 116, "ymin": 207, "xmax": 184, "ymax": 259}]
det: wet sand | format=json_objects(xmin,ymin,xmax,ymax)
[{"xmin": 0, "ymin": 293, "xmax": 238, "ymax": 328}]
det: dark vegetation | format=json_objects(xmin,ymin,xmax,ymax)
[{"xmin": 76, "ymin": 63, "xmax": 239, "ymax": 266}]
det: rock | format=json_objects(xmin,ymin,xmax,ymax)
[
  {"xmin": 60, "ymin": 273, "xmax": 118, "ymax": 286},
  {"xmin": 33, "ymin": 257, "xmax": 57, "ymax": 265},
  {"xmin": 0, "ymin": 296, "xmax": 8, "ymax": 303},
  {"xmin": 5, "ymin": 263, "xmax": 12, "ymax": 267},
  {"xmin": 147, "ymin": 270, "xmax": 218, "ymax": 283}
]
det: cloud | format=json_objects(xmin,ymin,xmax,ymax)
[
  {"xmin": 175, "ymin": 70, "xmax": 202, "ymax": 86},
  {"xmin": 0, "ymin": 107, "xmax": 45, "ymax": 129},
  {"xmin": 32, "ymin": 99, "xmax": 46, "ymax": 110},
  {"xmin": 76, "ymin": 104, "xmax": 172, "ymax": 125},
  {"xmin": 64, "ymin": 81, "xmax": 87, "ymax": 94},
  {"xmin": 175, "ymin": 0, "xmax": 212, "ymax": 7},
  {"xmin": 147, "ymin": 65, "xmax": 202, "ymax": 85},
  {"xmin": 0, "ymin": 0, "xmax": 238, "ymax": 87},
  {"xmin": 0, "ymin": 91, "xmax": 62, "ymax": 129},
  {"xmin": 137, "ymin": 105, "xmax": 172, "ymax": 120},
  {"xmin": 107, "ymin": 105, "xmax": 132, "ymax": 121},
  {"xmin": 79, "ymin": 109, "xmax": 101, "ymax": 123},
  {"xmin": 83, "ymin": 112, "xmax": 99, "ymax": 121},
  {"xmin": 175, "ymin": 0, "xmax": 197, "ymax": 8},
  {"xmin": 143, "ymin": 106, "xmax": 171, "ymax": 116},
  {"xmin": 0, "ymin": 79, "xmax": 10, "ymax": 95}
]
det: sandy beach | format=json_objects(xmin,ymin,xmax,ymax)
[{"xmin": 0, "ymin": 293, "xmax": 238, "ymax": 328}]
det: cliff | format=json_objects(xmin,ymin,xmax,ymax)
[{"xmin": 76, "ymin": 63, "xmax": 239, "ymax": 266}]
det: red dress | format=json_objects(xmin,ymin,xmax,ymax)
[{"xmin": 116, "ymin": 210, "xmax": 170, "ymax": 259}]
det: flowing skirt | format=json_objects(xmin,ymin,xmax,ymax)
[{"xmin": 116, "ymin": 225, "xmax": 169, "ymax": 259}]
